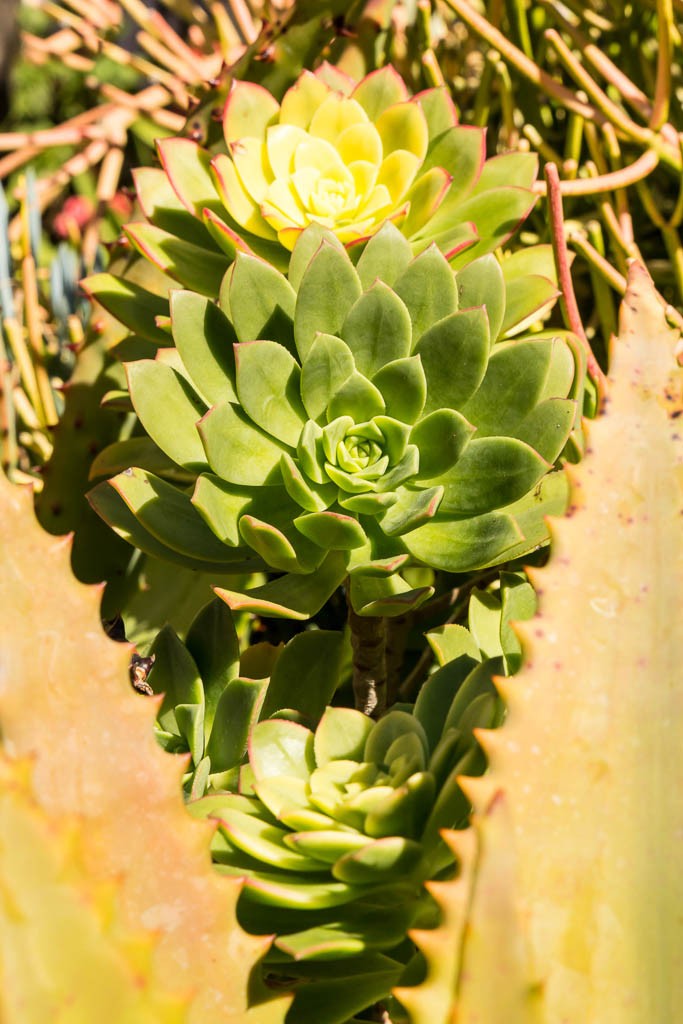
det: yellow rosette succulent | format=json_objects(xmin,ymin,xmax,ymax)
[
  {"xmin": 122, "ymin": 65, "xmax": 538, "ymax": 281},
  {"xmin": 214, "ymin": 65, "xmax": 442, "ymax": 250}
]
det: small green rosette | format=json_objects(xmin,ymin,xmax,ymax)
[{"xmin": 145, "ymin": 579, "xmax": 537, "ymax": 1022}]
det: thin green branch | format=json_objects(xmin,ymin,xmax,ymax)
[
  {"xmin": 443, "ymin": 0, "xmax": 609, "ymax": 122},
  {"xmin": 0, "ymin": 328, "xmax": 18, "ymax": 474},
  {"xmin": 505, "ymin": 0, "xmax": 534, "ymax": 60},
  {"xmin": 566, "ymin": 230, "xmax": 628, "ymax": 295},
  {"xmin": 444, "ymin": 0, "xmax": 681, "ymax": 172},
  {"xmin": 585, "ymin": 219, "xmax": 618, "ymax": 353},
  {"xmin": 543, "ymin": 28, "xmax": 654, "ymax": 148},
  {"xmin": 651, "ymin": 0, "xmax": 674, "ymax": 129},
  {"xmin": 539, "ymin": 0, "xmax": 655, "ymax": 125}
]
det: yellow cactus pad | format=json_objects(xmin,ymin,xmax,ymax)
[
  {"xmin": 0, "ymin": 478, "xmax": 290, "ymax": 1024},
  {"xmin": 401, "ymin": 262, "xmax": 683, "ymax": 1022}
]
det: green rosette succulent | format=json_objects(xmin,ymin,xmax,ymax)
[
  {"xmin": 188, "ymin": 648, "xmax": 503, "ymax": 1023},
  {"xmin": 86, "ymin": 63, "xmax": 538, "ymax": 302},
  {"xmin": 142, "ymin": 597, "xmax": 346, "ymax": 798},
  {"xmin": 88, "ymin": 222, "xmax": 585, "ymax": 619},
  {"xmin": 140, "ymin": 582, "xmax": 537, "ymax": 1021}
]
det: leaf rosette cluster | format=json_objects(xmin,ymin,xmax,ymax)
[
  {"xmin": 141, "ymin": 580, "xmax": 538, "ymax": 1020},
  {"xmin": 89, "ymin": 223, "xmax": 586, "ymax": 618},
  {"xmin": 204, "ymin": 63, "xmax": 536, "ymax": 257},
  {"xmin": 146, "ymin": 599, "xmax": 346, "ymax": 798},
  {"xmin": 85, "ymin": 64, "xmax": 540, "ymax": 300},
  {"xmin": 186, "ymin": 643, "xmax": 504, "ymax": 1021}
]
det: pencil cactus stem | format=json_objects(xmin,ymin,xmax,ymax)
[
  {"xmin": 651, "ymin": 0, "xmax": 674, "ymax": 129},
  {"xmin": 543, "ymin": 27, "xmax": 655, "ymax": 147},
  {"xmin": 443, "ymin": 0, "xmax": 604, "ymax": 123},
  {"xmin": 532, "ymin": 148, "xmax": 659, "ymax": 197},
  {"xmin": 545, "ymin": 162, "xmax": 605, "ymax": 388}
]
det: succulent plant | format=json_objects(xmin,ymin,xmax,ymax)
[
  {"xmin": 4, "ymin": 261, "xmax": 682, "ymax": 1023},
  {"xmin": 88, "ymin": 222, "xmax": 584, "ymax": 619},
  {"xmin": 188, "ymin": 641, "xmax": 505, "ymax": 1023},
  {"xmin": 144, "ymin": 597, "xmax": 345, "ymax": 798},
  {"xmin": 131, "ymin": 576, "xmax": 537, "ymax": 1022},
  {"xmin": 97, "ymin": 62, "xmax": 539, "ymax": 294},
  {"xmin": 466, "ymin": 569, "xmax": 537, "ymax": 674},
  {"xmin": 427, "ymin": 568, "xmax": 537, "ymax": 678},
  {"xmin": 145, "ymin": 566, "xmax": 534, "ymax": 787}
]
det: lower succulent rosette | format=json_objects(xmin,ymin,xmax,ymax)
[
  {"xmin": 88, "ymin": 223, "xmax": 588, "ymax": 620},
  {"xmin": 141, "ymin": 580, "xmax": 537, "ymax": 1022},
  {"xmin": 186, "ymin": 652, "xmax": 502, "ymax": 1017}
]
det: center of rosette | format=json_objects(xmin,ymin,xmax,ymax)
[
  {"xmin": 337, "ymin": 435, "xmax": 384, "ymax": 473},
  {"xmin": 309, "ymin": 172, "xmax": 357, "ymax": 219},
  {"xmin": 316, "ymin": 418, "xmax": 398, "ymax": 494}
]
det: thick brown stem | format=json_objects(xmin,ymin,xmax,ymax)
[
  {"xmin": 385, "ymin": 613, "xmax": 410, "ymax": 707},
  {"xmin": 349, "ymin": 607, "xmax": 386, "ymax": 718}
]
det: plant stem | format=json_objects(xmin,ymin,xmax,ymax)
[
  {"xmin": 651, "ymin": 0, "xmax": 674, "ymax": 129},
  {"xmin": 385, "ymin": 613, "xmax": 410, "ymax": 707},
  {"xmin": 444, "ymin": 0, "xmax": 605, "ymax": 122},
  {"xmin": 566, "ymin": 230, "xmax": 628, "ymax": 295},
  {"xmin": 444, "ymin": 0, "xmax": 681, "ymax": 172},
  {"xmin": 585, "ymin": 219, "xmax": 617, "ymax": 360},
  {"xmin": 543, "ymin": 28, "xmax": 654, "ymax": 148},
  {"xmin": 545, "ymin": 162, "xmax": 607, "ymax": 390},
  {"xmin": 348, "ymin": 606, "xmax": 386, "ymax": 718},
  {"xmin": 532, "ymin": 149, "xmax": 659, "ymax": 197},
  {"xmin": 0, "ymin": 327, "xmax": 18, "ymax": 473},
  {"xmin": 539, "ymin": 1, "xmax": 653, "ymax": 122}
]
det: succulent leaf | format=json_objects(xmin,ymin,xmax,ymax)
[
  {"xmin": 169, "ymin": 290, "xmax": 238, "ymax": 405},
  {"xmin": 294, "ymin": 240, "xmax": 363, "ymax": 358},
  {"xmin": 125, "ymin": 223, "xmax": 229, "ymax": 296},
  {"xmin": 214, "ymin": 550, "xmax": 349, "ymax": 619},
  {"xmin": 454, "ymin": 253, "xmax": 506, "ymax": 340},
  {"xmin": 107, "ymin": 467, "xmax": 244, "ymax": 564},
  {"xmin": 134, "ymin": 165, "xmax": 217, "ymax": 248},
  {"xmin": 228, "ymin": 252, "xmax": 297, "ymax": 347},
  {"xmin": 414, "ymin": 307, "xmax": 490, "ymax": 413},
  {"xmin": 126, "ymin": 360, "xmax": 209, "ymax": 471},
  {"xmin": 81, "ymin": 273, "xmax": 170, "ymax": 345},
  {"xmin": 393, "ymin": 244, "xmax": 459, "ymax": 342}
]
